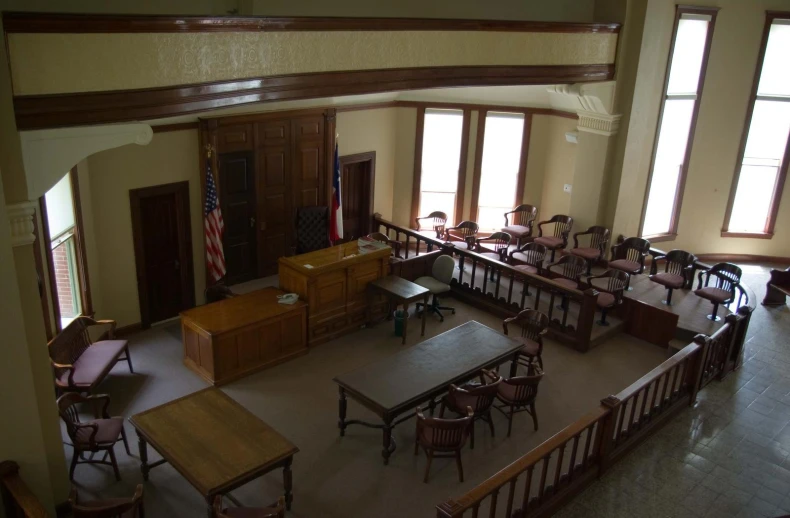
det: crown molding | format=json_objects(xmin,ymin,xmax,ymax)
[{"xmin": 576, "ymin": 110, "xmax": 621, "ymax": 136}]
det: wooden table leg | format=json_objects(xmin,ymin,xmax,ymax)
[
  {"xmin": 402, "ymin": 302, "xmax": 409, "ymax": 345},
  {"xmin": 206, "ymin": 497, "xmax": 214, "ymax": 518},
  {"xmin": 421, "ymin": 293, "xmax": 428, "ymax": 337},
  {"xmin": 283, "ymin": 457, "xmax": 293, "ymax": 510},
  {"xmin": 338, "ymin": 387, "xmax": 347, "ymax": 437},
  {"xmin": 382, "ymin": 417, "xmax": 394, "ymax": 465},
  {"xmin": 510, "ymin": 352, "xmax": 519, "ymax": 378},
  {"xmin": 136, "ymin": 430, "xmax": 149, "ymax": 481}
]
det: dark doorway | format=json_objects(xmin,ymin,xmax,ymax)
[
  {"xmin": 339, "ymin": 151, "xmax": 376, "ymax": 242},
  {"xmin": 218, "ymin": 151, "xmax": 258, "ymax": 283},
  {"xmin": 130, "ymin": 181, "xmax": 195, "ymax": 328}
]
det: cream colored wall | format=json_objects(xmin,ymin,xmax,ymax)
[
  {"xmin": 612, "ymin": 0, "xmax": 790, "ymax": 257},
  {"xmin": 87, "ymin": 130, "xmax": 205, "ymax": 327},
  {"xmin": 392, "ymin": 107, "xmax": 418, "ymax": 227},
  {"xmin": 537, "ymin": 116, "xmax": 578, "ymax": 220},
  {"xmin": 337, "ymin": 108, "xmax": 397, "ymax": 221}
]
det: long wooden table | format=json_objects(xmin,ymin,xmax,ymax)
[
  {"xmin": 333, "ymin": 321, "xmax": 522, "ymax": 464},
  {"xmin": 129, "ymin": 388, "xmax": 298, "ymax": 517}
]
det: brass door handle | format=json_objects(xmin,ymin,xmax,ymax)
[{"xmin": 250, "ymin": 217, "xmax": 256, "ymax": 228}]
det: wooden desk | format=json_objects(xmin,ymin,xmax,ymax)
[
  {"xmin": 333, "ymin": 321, "xmax": 522, "ymax": 464},
  {"xmin": 181, "ymin": 287, "xmax": 307, "ymax": 385},
  {"xmin": 129, "ymin": 388, "xmax": 299, "ymax": 517},
  {"xmin": 279, "ymin": 242, "xmax": 390, "ymax": 346},
  {"xmin": 368, "ymin": 275, "xmax": 430, "ymax": 344}
]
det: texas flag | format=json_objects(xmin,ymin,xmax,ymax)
[{"xmin": 330, "ymin": 142, "xmax": 343, "ymax": 242}]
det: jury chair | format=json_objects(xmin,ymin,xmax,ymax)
[
  {"xmin": 414, "ymin": 255, "xmax": 456, "ymax": 322},
  {"xmin": 414, "ymin": 406, "xmax": 474, "ymax": 483},
  {"xmin": 213, "ymin": 496, "xmax": 285, "ymax": 518},
  {"xmin": 587, "ymin": 269, "xmax": 629, "ymax": 326},
  {"xmin": 509, "ymin": 242, "xmax": 547, "ymax": 297},
  {"xmin": 534, "ymin": 215, "xmax": 573, "ymax": 262},
  {"xmin": 694, "ymin": 262, "xmax": 743, "ymax": 321},
  {"xmin": 545, "ymin": 255, "xmax": 586, "ymax": 313},
  {"xmin": 502, "ymin": 204, "xmax": 538, "ymax": 247},
  {"xmin": 570, "ymin": 226, "xmax": 610, "ymax": 275},
  {"xmin": 295, "ymin": 206, "xmax": 331, "ymax": 253},
  {"xmin": 69, "ymin": 485, "xmax": 145, "ymax": 518},
  {"xmin": 476, "ymin": 231, "xmax": 512, "ymax": 281},
  {"xmin": 57, "ymin": 393, "xmax": 131, "ymax": 481},
  {"xmin": 494, "ymin": 369, "xmax": 544, "ymax": 437},
  {"xmin": 367, "ymin": 231, "xmax": 403, "ymax": 258},
  {"xmin": 415, "ymin": 211, "xmax": 448, "ymax": 240},
  {"xmin": 503, "ymin": 309, "xmax": 549, "ymax": 370},
  {"xmin": 439, "ymin": 370, "xmax": 502, "ymax": 449},
  {"xmin": 609, "ymin": 237, "xmax": 650, "ymax": 291},
  {"xmin": 649, "ymin": 249, "xmax": 696, "ymax": 306},
  {"xmin": 444, "ymin": 221, "xmax": 479, "ymax": 250}
]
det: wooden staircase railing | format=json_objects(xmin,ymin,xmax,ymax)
[{"xmin": 0, "ymin": 461, "xmax": 49, "ymax": 518}]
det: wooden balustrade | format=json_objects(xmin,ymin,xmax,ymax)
[{"xmin": 0, "ymin": 461, "xmax": 49, "ymax": 517}]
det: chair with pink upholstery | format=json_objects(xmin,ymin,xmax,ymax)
[
  {"xmin": 694, "ymin": 262, "xmax": 742, "ymax": 321},
  {"xmin": 70, "ymin": 485, "xmax": 144, "ymax": 517},
  {"xmin": 415, "ymin": 211, "xmax": 448, "ymax": 240},
  {"xmin": 444, "ymin": 220, "xmax": 479, "ymax": 250},
  {"xmin": 649, "ymin": 249, "xmax": 696, "ymax": 306},
  {"xmin": 545, "ymin": 254, "xmax": 586, "ymax": 291},
  {"xmin": 58, "ymin": 392, "xmax": 131, "ymax": 481},
  {"xmin": 502, "ymin": 309, "xmax": 549, "ymax": 370},
  {"xmin": 587, "ymin": 269, "xmax": 629, "ymax": 326},
  {"xmin": 439, "ymin": 369, "xmax": 502, "ymax": 449},
  {"xmin": 475, "ymin": 232, "xmax": 512, "ymax": 262},
  {"xmin": 213, "ymin": 496, "xmax": 285, "ymax": 518},
  {"xmin": 414, "ymin": 406, "xmax": 474, "ymax": 483},
  {"xmin": 534, "ymin": 215, "xmax": 573, "ymax": 262},
  {"xmin": 502, "ymin": 204, "xmax": 538, "ymax": 247},
  {"xmin": 494, "ymin": 369, "xmax": 544, "ymax": 436},
  {"xmin": 609, "ymin": 237, "xmax": 650, "ymax": 291},
  {"xmin": 570, "ymin": 226, "xmax": 610, "ymax": 275}
]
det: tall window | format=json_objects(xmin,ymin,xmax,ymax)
[
  {"xmin": 724, "ymin": 15, "xmax": 790, "ymax": 237},
  {"xmin": 473, "ymin": 112, "xmax": 527, "ymax": 230},
  {"xmin": 641, "ymin": 7, "xmax": 717, "ymax": 239},
  {"xmin": 416, "ymin": 109, "xmax": 466, "ymax": 224}
]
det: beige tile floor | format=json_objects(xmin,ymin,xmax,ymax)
[{"xmin": 557, "ymin": 263, "xmax": 790, "ymax": 518}]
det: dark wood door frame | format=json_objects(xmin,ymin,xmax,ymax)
[
  {"xmin": 339, "ymin": 151, "xmax": 376, "ymax": 238},
  {"xmin": 130, "ymin": 181, "xmax": 195, "ymax": 329}
]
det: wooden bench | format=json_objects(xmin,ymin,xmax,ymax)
[
  {"xmin": 48, "ymin": 317, "xmax": 133, "ymax": 394},
  {"xmin": 762, "ymin": 267, "xmax": 790, "ymax": 306}
]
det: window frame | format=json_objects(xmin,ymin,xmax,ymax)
[
  {"xmin": 722, "ymin": 12, "xmax": 790, "ymax": 239},
  {"xmin": 410, "ymin": 106, "xmax": 471, "ymax": 226},
  {"xmin": 470, "ymin": 110, "xmax": 532, "ymax": 227},
  {"xmin": 639, "ymin": 5, "xmax": 719, "ymax": 243}
]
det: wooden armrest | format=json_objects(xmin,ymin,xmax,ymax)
[
  {"xmin": 535, "ymin": 220, "xmax": 550, "ymax": 237},
  {"xmin": 571, "ymin": 230, "xmax": 590, "ymax": 249}
]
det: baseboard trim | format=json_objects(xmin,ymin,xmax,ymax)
[
  {"xmin": 695, "ymin": 254, "xmax": 790, "ymax": 265},
  {"xmin": 115, "ymin": 322, "xmax": 142, "ymax": 336}
]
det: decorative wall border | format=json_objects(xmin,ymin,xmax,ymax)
[{"xmin": 6, "ymin": 201, "xmax": 37, "ymax": 247}]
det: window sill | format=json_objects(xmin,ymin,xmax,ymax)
[
  {"xmin": 642, "ymin": 233, "xmax": 677, "ymax": 244},
  {"xmin": 720, "ymin": 231, "xmax": 773, "ymax": 239}
]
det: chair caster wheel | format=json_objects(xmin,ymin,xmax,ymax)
[
  {"xmin": 439, "ymin": 317, "xmax": 444, "ymax": 322},
  {"xmin": 452, "ymin": 310, "xmax": 456, "ymax": 314}
]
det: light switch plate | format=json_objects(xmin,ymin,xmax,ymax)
[{"xmin": 563, "ymin": 184, "xmax": 572, "ymax": 193}]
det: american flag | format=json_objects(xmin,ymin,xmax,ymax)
[{"xmin": 204, "ymin": 160, "xmax": 226, "ymax": 282}]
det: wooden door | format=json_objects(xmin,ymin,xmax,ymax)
[
  {"xmin": 130, "ymin": 182, "xmax": 195, "ymax": 328},
  {"xmin": 339, "ymin": 152, "xmax": 376, "ymax": 242},
  {"xmin": 255, "ymin": 120, "xmax": 292, "ymax": 276},
  {"xmin": 292, "ymin": 116, "xmax": 325, "ymax": 213},
  {"xmin": 218, "ymin": 152, "xmax": 257, "ymax": 284}
]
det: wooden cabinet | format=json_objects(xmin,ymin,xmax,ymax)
[
  {"xmin": 181, "ymin": 287, "xmax": 307, "ymax": 385},
  {"xmin": 279, "ymin": 242, "xmax": 390, "ymax": 346}
]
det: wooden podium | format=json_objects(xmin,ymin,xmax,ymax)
[{"xmin": 279, "ymin": 242, "xmax": 390, "ymax": 346}]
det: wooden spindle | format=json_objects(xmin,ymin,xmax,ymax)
[
  {"xmin": 520, "ymin": 465, "xmax": 534, "ymax": 514},
  {"xmin": 582, "ymin": 425, "xmax": 594, "ymax": 469},
  {"xmin": 553, "ymin": 442, "xmax": 566, "ymax": 488},
  {"xmin": 488, "ymin": 488, "xmax": 499, "ymax": 518},
  {"xmin": 538, "ymin": 454, "xmax": 551, "ymax": 503},
  {"xmin": 494, "ymin": 269, "xmax": 502, "ymax": 299},
  {"xmin": 567, "ymin": 434, "xmax": 581, "ymax": 482},
  {"xmin": 505, "ymin": 478, "xmax": 517, "ymax": 518}
]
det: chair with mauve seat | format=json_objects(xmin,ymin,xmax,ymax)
[
  {"xmin": 503, "ymin": 309, "xmax": 549, "ymax": 370},
  {"xmin": 534, "ymin": 215, "xmax": 573, "ymax": 262},
  {"xmin": 439, "ymin": 369, "xmax": 502, "ymax": 449},
  {"xmin": 609, "ymin": 237, "xmax": 650, "ymax": 291},
  {"xmin": 545, "ymin": 255, "xmax": 586, "ymax": 312},
  {"xmin": 444, "ymin": 220, "xmax": 479, "ymax": 250},
  {"xmin": 414, "ymin": 406, "xmax": 474, "ymax": 483},
  {"xmin": 570, "ymin": 226, "xmax": 610, "ymax": 275},
  {"xmin": 587, "ymin": 269, "xmax": 629, "ymax": 326},
  {"xmin": 502, "ymin": 204, "xmax": 538, "ymax": 248},
  {"xmin": 694, "ymin": 262, "xmax": 743, "ymax": 322},
  {"xmin": 367, "ymin": 232, "xmax": 403, "ymax": 258},
  {"xmin": 213, "ymin": 496, "xmax": 285, "ymax": 518},
  {"xmin": 476, "ymin": 231, "xmax": 512, "ymax": 281},
  {"xmin": 70, "ymin": 485, "xmax": 144, "ymax": 518},
  {"xmin": 415, "ymin": 211, "xmax": 448, "ymax": 240},
  {"xmin": 509, "ymin": 242, "xmax": 547, "ymax": 296},
  {"xmin": 494, "ymin": 368, "xmax": 544, "ymax": 437},
  {"xmin": 649, "ymin": 249, "xmax": 696, "ymax": 306}
]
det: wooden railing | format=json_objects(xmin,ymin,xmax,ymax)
[
  {"xmin": 0, "ymin": 461, "xmax": 49, "ymax": 518},
  {"xmin": 373, "ymin": 215, "xmax": 601, "ymax": 351}
]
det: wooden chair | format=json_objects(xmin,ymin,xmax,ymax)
[
  {"xmin": 545, "ymin": 254, "xmax": 586, "ymax": 290},
  {"xmin": 534, "ymin": 215, "xmax": 573, "ymax": 262},
  {"xmin": 509, "ymin": 242, "xmax": 547, "ymax": 297},
  {"xmin": 414, "ymin": 406, "xmax": 473, "ymax": 483},
  {"xmin": 69, "ymin": 485, "xmax": 144, "ymax": 517},
  {"xmin": 213, "ymin": 496, "xmax": 285, "ymax": 518},
  {"xmin": 763, "ymin": 266, "xmax": 790, "ymax": 306},
  {"xmin": 503, "ymin": 309, "xmax": 549, "ymax": 370},
  {"xmin": 444, "ymin": 221, "xmax": 479, "ymax": 250},
  {"xmin": 587, "ymin": 269, "xmax": 629, "ymax": 326},
  {"xmin": 205, "ymin": 283, "xmax": 235, "ymax": 304},
  {"xmin": 367, "ymin": 232, "xmax": 403, "ymax": 258},
  {"xmin": 57, "ymin": 393, "xmax": 131, "ymax": 481},
  {"xmin": 476, "ymin": 231, "xmax": 512, "ymax": 281},
  {"xmin": 570, "ymin": 226, "xmax": 610, "ymax": 275},
  {"xmin": 415, "ymin": 211, "xmax": 448, "ymax": 240},
  {"xmin": 494, "ymin": 369, "xmax": 544, "ymax": 437},
  {"xmin": 48, "ymin": 317, "xmax": 133, "ymax": 395},
  {"xmin": 502, "ymin": 204, "xmax": 538, "ymax": 247},
  {"xmin": 439, "ymin": 370, "xmax": 502, "ymax": 449},
  {"xmin": 649, "ymin": 250, "xmax": 696, "ymax": 306},
  {"xmin": 694, "ymin": 262, "xmax": 742, "ymax": 322},
  {"xmin": 609, "ymin": 237, "xmax": 650, "ymax": 291}
]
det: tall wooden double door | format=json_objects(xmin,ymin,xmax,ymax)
[{"xmin": 203, "ymin": 110, "xmax": 335, "ymax": 283}]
